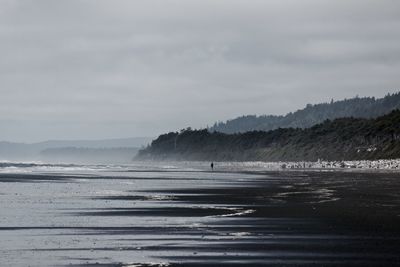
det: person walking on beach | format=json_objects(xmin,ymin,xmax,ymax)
[{"xmin": 211, "ymin": 162, "xmax": 214, "ymax": 171}]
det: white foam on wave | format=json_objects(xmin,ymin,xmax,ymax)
[{"xmin": 0, "ymin": 161, "xmax": 114, "ymax": 174}]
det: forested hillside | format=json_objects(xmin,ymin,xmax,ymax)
[
  {"xmin": 209, "ymin": 92, "xmax": 400, "ymax": 133},
  {"xmin": 137, "ymin": 109, "xmax": 400, "ymax": 162}
]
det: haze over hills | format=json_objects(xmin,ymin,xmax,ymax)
[
  {"xmin": 0, "ymin": 137, "xmax": 152, "ymax": 163},
  {"xmin": 138, "ymin": 109, "xmax": 400, "ymax": 162},
  {"xmin": 4, "ymin": 93, "xmax": 400, "ymax": 164},
  {"xmin": 39, "ymin": 147, "xmax": 140, "ymax": 164},
  {"xmin": 209, "ymin": 92, "xmax": 400, "ymax": 134},
  {"xmin": 34, "ymin": 137, "xmax": 152, "ymax": 149}
]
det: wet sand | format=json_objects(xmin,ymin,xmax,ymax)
[{"xmin": 0, "ymin": 166, "xmax": 400, "ymax": 266}]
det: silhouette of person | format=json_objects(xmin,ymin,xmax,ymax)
[{"xmin": 211, "ymin": 162, "xmax": 214, "ymax": 171}]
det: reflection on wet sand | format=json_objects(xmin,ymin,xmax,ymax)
[{"xmin": 0, "ymin": 168, "xmax": 400, "ymax": 266}]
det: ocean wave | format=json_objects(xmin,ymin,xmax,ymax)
[{"xmin": 0, "ymin": 161, "xmax": 109, "ymax": 173}]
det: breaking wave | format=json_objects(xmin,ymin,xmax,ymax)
[{"xmin": 0, "ymin": 161, "xmax": 110, "ymax": 173}]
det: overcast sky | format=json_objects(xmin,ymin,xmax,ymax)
[{"xmin": 1, "ymin": 0, "xmax": 399, "ymax": 142}]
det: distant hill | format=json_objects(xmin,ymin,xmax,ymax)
[
  {"xmin": 40, "ymin": 147, "xmax": 140, "ymax": 164},
  {"xmin": 0, "ymin": 137, "xmax": 152, "ymax": 162},
  {"xmin": 137, "ymin": 109, "xmax": 400, "ymax": 162},
  {"xmin": 209, "ymin": 92, "xmax": 400, "ymax": 133},
  {"xmin": 34, "ymin": 137, "xmax": 152, "ymax": 149}
]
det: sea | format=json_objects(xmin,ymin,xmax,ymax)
[{"xmin": 0, "ymin": 161, "xmax": 400, "ymax": 266}]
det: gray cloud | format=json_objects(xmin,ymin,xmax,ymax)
[{"xmin": 0, "ymin": 0, "xmax": 399, "ymax": 141}]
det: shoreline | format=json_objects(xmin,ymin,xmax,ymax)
[
  {"xmin": 1, "ymin": 159, "xmax": 400, "ymax": 174},
  {"xmin": 133, "ymin": 158, "xmax": 400, "ymax": 173}
]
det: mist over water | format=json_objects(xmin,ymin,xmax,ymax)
[{"xmin": 1, "ymin": 162, "xmax": 400, "ymax": 266}]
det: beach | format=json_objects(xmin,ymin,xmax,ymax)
[{"xmin": 0, "ymin": 162, "xmax": 400, "ymax": 266}]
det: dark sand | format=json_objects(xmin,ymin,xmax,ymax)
[{"xmin": 0, "ymin": 168, "xmax": 400, "ymax": 266}]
